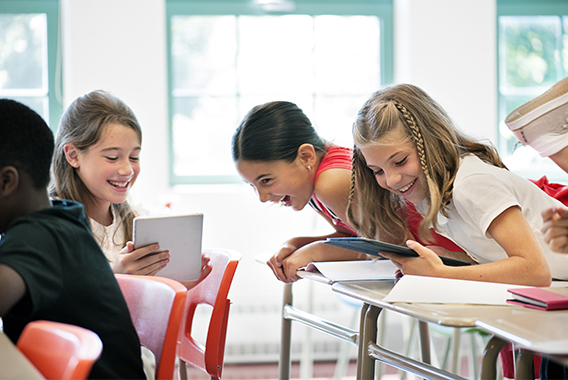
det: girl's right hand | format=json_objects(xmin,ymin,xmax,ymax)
[
  {"xmin": 111, "ymin": 241, "xmax": 170, "ymax": 275},
  {"xmin": 267, "ymin": 242, "xmax": 298, "ymax": 283}
]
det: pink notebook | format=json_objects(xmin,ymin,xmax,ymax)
[{"xmin": 507, "ymin": 286, "xmax": 568, "ymax": 311}]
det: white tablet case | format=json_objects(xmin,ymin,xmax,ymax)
[{"xmin": 133, "ymin": 213, "xmax": 203, "ymax": 282}]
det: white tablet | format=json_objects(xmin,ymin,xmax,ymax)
[{"xmin": 133, "ymin": 213, "xmax": 203, "ymax": 282}]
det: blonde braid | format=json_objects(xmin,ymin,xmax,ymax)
[
  {"xmin": 394, "ymin": 101, "xmax": 429, "ymax": 178},
  {"xmin": 346, "ymin": 146, "xmax": 361, "ymax": 233}
]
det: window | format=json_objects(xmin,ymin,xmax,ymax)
[
  {"xmin": 0, "ymin": 0, "xmax": 61, "ymax": 131},
  {"xmin": 497, "ymin": 0, "xmax": 568, "ymax": 181},
  {"xmin": 167, "ymin": 0, "xmax": 393, "ymax": 185}
]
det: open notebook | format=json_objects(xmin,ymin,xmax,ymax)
[{"xmin": 300, "ymin": 259, "xmax": 398, "ymax": 282}]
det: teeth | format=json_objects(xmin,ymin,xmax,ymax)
[
  {"xmin": 399, "ymin": 179, "xmax": 416, "ymax": 193},
  {"xmin": 109, "ymin": 181, "xmax": 128, "ymax": 188}
]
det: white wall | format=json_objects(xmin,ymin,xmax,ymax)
[
  {"xmin": 394, "ymin": 0, "xmax": 497, "ymax": 142},
  {"xmin": 60, "ymin": 0, "xmax": 499, "ymax": 362}
]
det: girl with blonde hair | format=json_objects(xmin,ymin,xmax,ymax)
[{"xmin": 347, "ymin": 83, "xmax": 568, "ymax": 286}]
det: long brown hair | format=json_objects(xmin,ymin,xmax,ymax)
[
  {"xmin": 50, "ymin": 90, "xmax": 142, "ymax": 246},
  {"xmin": 347, "ymin": 84, "xmax": 505, "ymax": 243}
]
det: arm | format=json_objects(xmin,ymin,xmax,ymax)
[
  {"xmin": 542, "ymin": 207, "xmax": 568, "ymax": 253},
  {"xmin": 380, "ymin": 206, "xmax": 551, "ymax": 286},
  {"xmin": 267, "ymin": 230, "xmax": 364, "ymax": 283},
  {"xmin": 0, "ymin": 264, "xmax": 26, "ymax": 316},
  {"xmin": 111, "ymin": 242, "xmax": 171, "ymax": 275}
]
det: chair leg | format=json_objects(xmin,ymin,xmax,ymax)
[{"xmin": 179, "ymin": 360, "xmax": 188, "ymax": 380}]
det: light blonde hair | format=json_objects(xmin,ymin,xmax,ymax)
[
  {"xmin": 50, "ymin": 90, "xmax": 142, "ymax": 247},
  {"xmin": 347, "ymin": 83, "xmax": 505, "ymax": 243}
]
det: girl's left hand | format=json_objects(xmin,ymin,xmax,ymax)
[{"xmin": 379, "ymin": 240, "xmax": 445, "ymax": 277}]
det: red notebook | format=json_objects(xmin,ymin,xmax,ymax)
[{"xmin": 507, "ymin": 286, "xmax": 568, "ymax": 310}]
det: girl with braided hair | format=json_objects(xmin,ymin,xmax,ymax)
[{"xmin": 347, "ymin": 83, "xmax": 568, "ymax": 285}]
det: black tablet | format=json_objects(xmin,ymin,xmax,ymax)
[{"xmin": 325, "ymin": 237, "xmax": 471, "ymax": 267}]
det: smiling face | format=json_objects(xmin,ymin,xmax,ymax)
[
  {"xmin": 66, "ymin": 122, "xmax": 141, "ymax": 218},
  {"xmin": 236, "ymin": 158, "xmax": 315, "ymax": 211},
  {"xmin": 359, "ymin": 127, "xmax": 428, "ymax": 205}
]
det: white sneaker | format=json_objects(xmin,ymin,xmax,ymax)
[{"xmin": 505, "ymin": 76, "xmax": 568, "ymax": 157}]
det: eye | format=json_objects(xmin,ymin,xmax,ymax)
[
  {"xmin": 104, "ymin": 156, "xmax": 118, "ymax": 161},
  {"xmin": 130, "ymin": 156, "xmax": 140, "ymax": 162},
  {"xmin": 260, "ymin": 178, "xmax": 272, "ymax": 185},
  {"xmin": 395, "ymin": 156, "xmax": 408, "ymax": 166},
  {"xmin": 372, "ymin": 169, "xmax": 383, "ymax": 176}
]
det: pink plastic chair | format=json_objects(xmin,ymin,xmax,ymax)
[
  {"xmin": 17, "ymin": 320, "xmax": 103, "ymax": 380},
  {"xmin": 178, "ymin": 248, "xmax": 241, "ymax": 380},
  {"xmin": 115, "ymin": 274, "xmax": 187, "ymax": 380}
]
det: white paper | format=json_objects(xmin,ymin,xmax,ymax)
[
  {"xmin": 302, "ymin": 260, "xmax": 398, "ymax": 282},
  {"xmin": 382, "ymin": 275, "xmax": 528, "ymax": 306}
]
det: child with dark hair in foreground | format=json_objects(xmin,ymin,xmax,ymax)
[{"xmin": 0, "ymin": 99, "xmax": 145, "ymax": 379}]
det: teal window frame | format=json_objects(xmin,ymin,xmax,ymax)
[
  {"xmin": 497, "ymin": 0, "xmax": 568, "ymax": 181},
  {"xmin": 166, "ymin": 0, "xmax": 393, "ymax": 185},
  {"xmin": 0, "ymin": 0, "xmax": 62, "ymax": 132}
]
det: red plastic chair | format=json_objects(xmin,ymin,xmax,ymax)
[
  {"xmin": 16, "ymin": 320, "xmax": 103, "ymax": 380},
  {"xmin": 178, "ymin": 248, "xmax": 241, "ymax": 380},
  {"xmin": 115, "ymin": 274, "xmax": 187, "ymax": 380}
]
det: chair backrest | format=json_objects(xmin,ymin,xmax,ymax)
[
  {"xmin": 115, "ymin": 274, "xmax": 187, "ymax": 380},
  {"xmin": 178, "ymin": 248, "xmax": 241, "ymax": 380},
  {"xmin": 17, "ymin": 320, "xmax": 103, "ymax": 380}
]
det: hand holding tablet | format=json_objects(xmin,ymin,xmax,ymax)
[
  {"xmin": 325, "ymin": 237, "xmax": 471, "ymax": 267},
  {"xmin": 133, "ymin": 213, "xmax": 204, "ymax": 281}
]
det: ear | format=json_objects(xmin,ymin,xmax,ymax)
[
  {"xmin": 0, "ymin": 166, "xmax": 19, "ymax": 197},
  {"xmin": 63, "ymin": 143, "xmax": 80, "ymax": 168},
  {"xmin": 297, "ymin": 144, "xmax": 317, "ymax": 169}
]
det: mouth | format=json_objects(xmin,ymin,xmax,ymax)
[
  {"xmin": 397, "ymin": 179, "xmax": 417, "ymax": 194},
  {"xmin": 279, "ymin": 195, "xmax": 292, "ymax": 207},
  {"xmin": 108, "ymin": 180, "xmax": 130, "ymax": 189}
]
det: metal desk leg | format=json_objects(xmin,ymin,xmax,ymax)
[
  {"xmin": 279, "ymin": 283, "xmax": 293, "ymax": 380},
  {"xmin": 357, "ymin": 304, "xmax": 382, "ymax": 380},
  {"xmin": 515, "ymin": 349, "xmax": 536, "ymax": 380},
  {"xmin": 418, "ymin": 321, "xmax": 431, "ymax": 365},
  {"xmin": 481, "ymin": 336, "xmax": 508, "ymax": 380}
]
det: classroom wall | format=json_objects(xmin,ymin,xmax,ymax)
[{"xmin": 60, "ymin": 0, "xmax": 498, "ymax": 362}]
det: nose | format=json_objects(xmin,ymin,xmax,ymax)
[
  {"xmin": 117, "ymin": 158, "xmax": 134, "ymax": 177},
  {"xmin": 384, "ymin": 170, "xmax": 402, "ymax": 188},
  {"xmin": 257, "ymin": 187, "xmax": 272, "ymax": 203}
]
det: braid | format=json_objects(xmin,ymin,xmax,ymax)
[
  {"xmin": 394, "ymin": 100, "xmax": 429, "ymax": 177},
  {"xmin": 346, "ymin": 146, "xmax": 361, "ymax": 233}
]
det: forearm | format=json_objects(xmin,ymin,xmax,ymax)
[
  {"xmin": 435, "ymin": 256, "xmax": 551, "ymax": 286},
  {"xmin": 303, "ymin": 241, "xmax": 366, "ymax": 262},
  {"xmin": 286, "ymin": 230, "xmax": 355, "ymax": 251}
]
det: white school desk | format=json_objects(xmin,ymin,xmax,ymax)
[
  {"xmin": 0, "ymin": 332, "xmax": 44, "ymax": 379},
  {"xmin": 476, "ymin": 310, "xmax": 568, "ymax": 379},
  {"xmin": 331, "ymin": 280, "xmax": 537, "ymax": 380}
]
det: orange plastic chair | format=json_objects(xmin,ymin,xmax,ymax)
[
  {"xmin": 178, "ymin": 248, "xmax": 241, "ymax": 380},
  {"xmin": 16, "ymin": 320, "xmax": 103, "ymax": 380},
  {"xmin": 115, "ymin": 274, "xmax": 187, "ymax": 380}
]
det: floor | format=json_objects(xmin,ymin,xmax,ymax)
[{"xmin": 183, "ymin": 360, "xmax": 403, "ymax": 380}]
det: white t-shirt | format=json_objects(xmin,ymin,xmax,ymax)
[
  {"xmin": 416, "ymin": 154, "xmax": 568, "ymax": 280},
  {"xmin": 89, "ymin": 206, "xmax": 125, "ymax": 264}
]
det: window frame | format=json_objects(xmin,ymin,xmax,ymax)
[
  {"xmin": 496, "ymin": 0, "xmax": 568, "ymax": 182},
  {"xmin": 0, "ymin": 0, "xmax": 62, "ymax": 132},
  {"xmin": 166, "ymin": 0, "xmax": 393, "ymax": 185}
]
